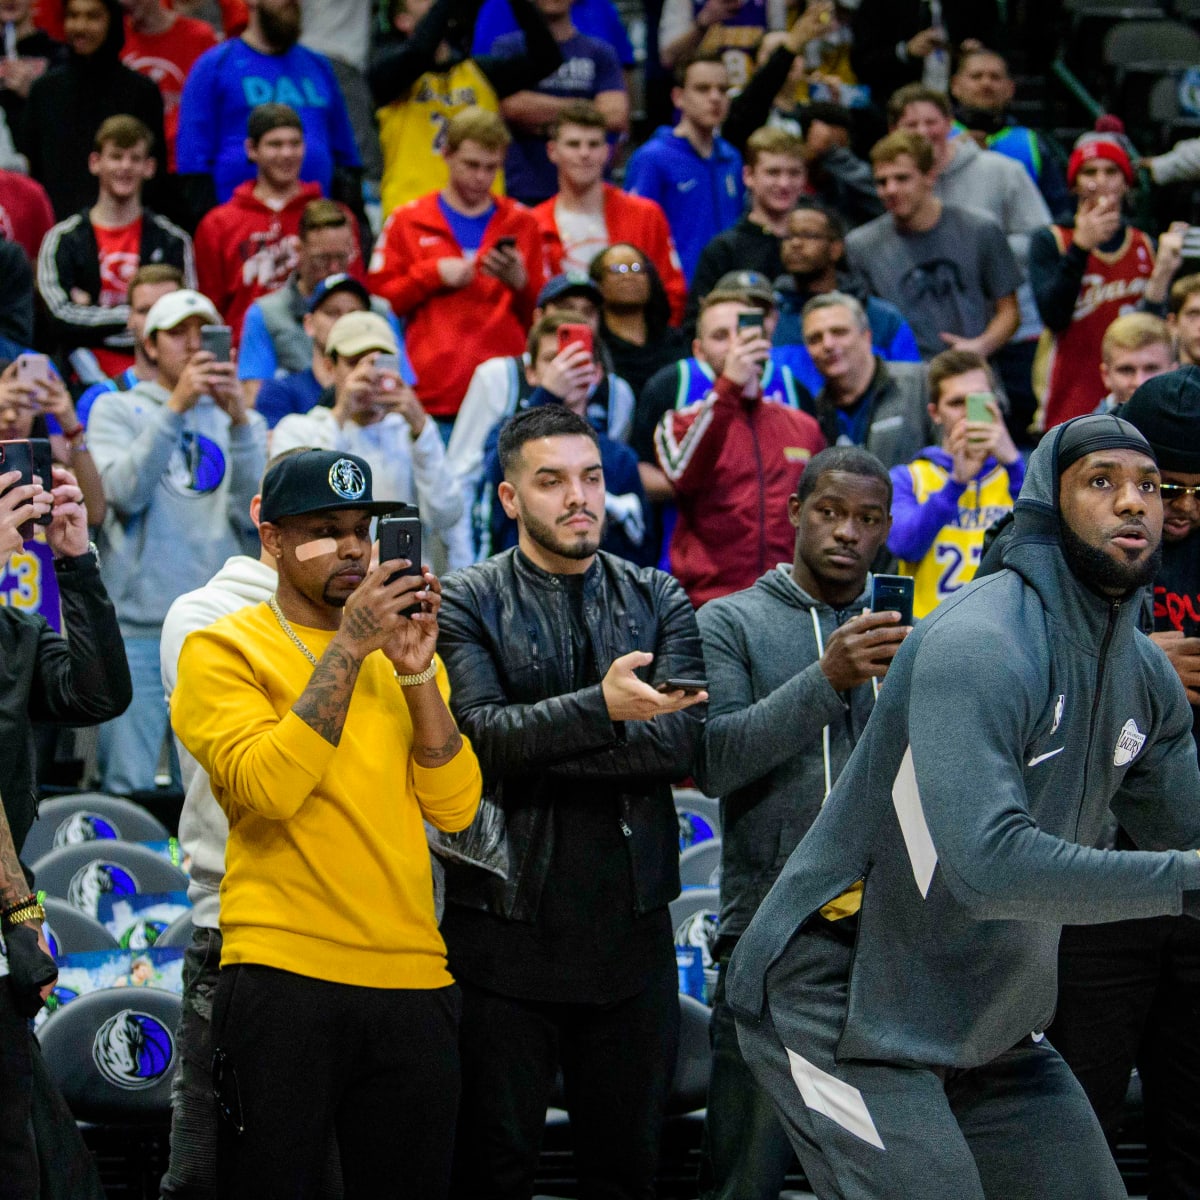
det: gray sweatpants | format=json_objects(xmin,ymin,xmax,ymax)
[{"xmin": 735, "ymin": 921, "xmax": 1128, "ymax": 1200}]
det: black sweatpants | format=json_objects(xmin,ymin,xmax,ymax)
[
  {"xmin": 211, "ymin": 963, "xmax": 461, "ymax": 1200},
  {"xmin": 449, "ymin": 957, "xmax": 680, "ymax": 1200},
  {"xmin": 1051, "ymin": 915, "xmax": 1200, "ymax": 1199}
]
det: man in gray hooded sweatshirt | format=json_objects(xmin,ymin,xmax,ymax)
[
  {"xmin": 728, "ymin": 411, "xmax": 1200, "ymax": 1198},
  {"xmin": 694, "ymin": 444, "xmax": 906, "ymax": 1200}
]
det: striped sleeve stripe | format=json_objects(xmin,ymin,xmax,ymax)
[{"xmin": 654, "ymin": 398, "xmax": 716, "ymax": 485}]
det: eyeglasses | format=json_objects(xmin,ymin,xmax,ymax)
[
  {"xmin": 1160, "ymin": 482, "xmax": 1200, "ymax": 502},
  {"xmin": 603, "ymin": 261, "xmax": 644, "ymax": 274}
]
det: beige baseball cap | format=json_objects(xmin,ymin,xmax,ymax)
[
  {"xmin": 324, "ymin": 311, "xmax": 398, "ymax": 359},
  {"xmin": 144, "ymin": 289, "xmax": 222, "ymax": 336}
]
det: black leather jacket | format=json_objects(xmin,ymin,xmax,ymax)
[
  {"xmin": 2, "ymin": 553, "xmax": 132, "ymax": 858},
  {"xmin": 437, "ymin": 549, "xmax": 706, "ymax": 922}
]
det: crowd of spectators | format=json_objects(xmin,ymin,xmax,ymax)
[{"xmin": 4, "ymin": 0, "xmax": 1200, "ymax": 1197}]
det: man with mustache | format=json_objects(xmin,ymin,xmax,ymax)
[
  {"xmin": 438, "ymin": 405, "xmax": 706, "ymax": 1200},
  {"xmin": 175, "ymin": 0, "xmax": 362, "ymax": 229},
  {"xmin": 171, "ymin": 447, "xmax": 481, "ymax": 1198},
  {"xmin": 728, "ymin": 412, "xmax": 1200, "ymax": 1199}
]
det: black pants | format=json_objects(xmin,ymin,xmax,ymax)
[
  {"xmin": 0, "ymin": 981, "xmax": 104, "ymax": 1200},
  {"xmin": 449, "ymin": 959, "xmax": 680, "ymax": 1200},
  {"xmin": 211, "ymin": 964, "xmax": 461, "ymax": 1200},
  {"xmin": 1050, "ymin": 916, "xmax": 1200, "ymax": 1199}
]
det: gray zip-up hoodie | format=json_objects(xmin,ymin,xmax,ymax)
[
  {"xmin": 727, "ymin": 422, "xmax": 1200, "ymax": 1068},
  {"xmin": 88, "ymin": 381, "xmax": 267, "ymax": 637},
  {"xmin": 695, "ymin": 567, "xmax": 876, "ymax": 942}
]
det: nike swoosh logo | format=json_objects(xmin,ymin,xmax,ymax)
[
  {"xmin": 419, "ymin": 235, "xmax": 440, "ymax": 246},
  {"xmin": 677, "ymin": 179, "xmax": 698, "ymax": 192},
  {"xmin": 1027, "ymin": 748, "xmax": 1064, "ymax": 767}
]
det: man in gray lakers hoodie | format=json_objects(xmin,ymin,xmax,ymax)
[
  {"xmin": 728, "ymin": 412, "xmax": 1200, "ymax": 1199},
  {"xmin": 693, "ymin": 446, "xmax": 906, "ymax": 1200}
]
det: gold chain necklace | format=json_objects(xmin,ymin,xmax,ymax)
[{"xmin": 267, "ymin": 595, "xmax": 319, "ymax": 667}]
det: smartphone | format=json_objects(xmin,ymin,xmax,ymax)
[
  {"xmin": 655, "ymin": 678, "xmax": 708, "ymax": 695},
  {"xmin": 377, "ymin": 511, "xmax": 423, "ymax": 616},
  {"xmin": 0, "ymin": 439, "xmax": 51, "ymax": 537},
  {"xmin": 556, "ymin": 323, "xmax": 593, "ymax": 358},
  {"xmin": 737, "ymin": 311, "xmax": 765, "ymax": 333},
  {"xmin": 494, "ymin": 235, "xmax": 517, "ymax": 252},
  {"xmin": 15, "ymin": 352, "xmax": 49, "ymax": 385},
  {"xmin": 374, "ymin": 353, "xmax": 401, "ymax": 377},
  {"xmin": 965, "ymin": 393, "xmax": 995, "ymax": 424},
  {"xmin": 200, "ymin": 325, "xmax": 232, "ymax": 363},
  {"xmin": 871, "ymin": 574, "xmax": 915, "ymax": 627}
]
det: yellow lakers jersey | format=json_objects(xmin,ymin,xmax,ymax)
[
  {"xmin": 898, "ymin": 459, "xmax": 1019, "ymax": 619},
  {"xmin": 377, "ymin": 61, "xmax": 504, "ymax": 216}
]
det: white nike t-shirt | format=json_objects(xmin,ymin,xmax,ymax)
[{"xmin": 555, "ymin": 202, "xmax": 609, "ymax": 276}]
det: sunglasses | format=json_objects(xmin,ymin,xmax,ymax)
[
  {"xmin": 603, "ymin": 261, "xmax": 644, "ymax": 274},
  {"xmin": 1160, "ymin": 483, "xmax": 1200, "ymax": 502}
]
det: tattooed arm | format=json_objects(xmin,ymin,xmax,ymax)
[
  {"xmin": 403, "ymin": 678, "xmax": 463, "ymax": 769},
  {"xmin": 291, "ymin": 636, "xmax": 363, "ymax": 748},
  {"xmin": 0, "ymin": 795, "xmax": 32, "ymax": 910}
]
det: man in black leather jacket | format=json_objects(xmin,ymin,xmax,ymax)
[
  {"xmin": 0, "ymin": 461, "xmax": 132, "ymax": 1200},
  {"xmin": 438, "ymin": 405, "xmax": 706, "ymax": 1200}
]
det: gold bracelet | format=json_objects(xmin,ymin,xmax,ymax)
[
  {"xmin": 395, "ymin": 662, "xmax": 437, "ymax": 688},
  {"xmin": 2, "ymin": 902, "xmax": 45, "ymax": 929}
]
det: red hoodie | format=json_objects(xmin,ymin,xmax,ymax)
[
  {"xmin": 532, "ymin": 185, "xmax": 687, "ymax": 326},
  {"xmin": 193, "ymin": 180, "xmax": 361, "ymax": 342},
  {"xmin": 655, "ymin": 375, "xmax": 826, "ymax": 607},
  {"xmin": 368, "ymin": 191, "xmax": 543, "ymax": 418}
]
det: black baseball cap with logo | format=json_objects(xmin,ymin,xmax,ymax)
[{"xmin": 259, "ymin": 449, "xmax": 405, "ymax": 523}]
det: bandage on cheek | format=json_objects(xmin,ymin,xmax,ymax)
[{"xmin": 294, "ymin": 537, "xmax": 339, "ymax": 562}]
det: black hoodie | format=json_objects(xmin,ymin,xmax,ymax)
[{"xmin": 18, "ymin": 0, "xmax": 166, "ymax": 220}]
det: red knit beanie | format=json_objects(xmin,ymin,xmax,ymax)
[{"xmin": 1067, "ymin": 137, "xmax": 1134, "ymax": 187}]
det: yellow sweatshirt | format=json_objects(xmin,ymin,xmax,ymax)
[{"xmin": 171, "ymin": 602, "xmax": 482, "ymax": 989}]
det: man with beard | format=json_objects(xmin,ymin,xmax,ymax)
[
  {"xmin": 727, "ymin": 411, "xmax": 1200, "ymax": 1199},
  {"xmin": 437, "ymin": 405, "xmax": 706, "ymax": 1200},
  {"xmin": 1049, "ymin": 369, "xmax": 1200, "ymax": 1198},
  {"xmin": 171, "ymin": 448, "xmax": 481, "ymax": 1198},
  {"xmin": 176, "ymin": 0, "xmax": 361, "ymax": 227}
]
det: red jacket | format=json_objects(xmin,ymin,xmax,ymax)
[
  {"xmin": 368, "ymin": 192, "xmax": 543, "ymax": 418},
  {"xmin": 533, "ymin": 185, "xmax": 687, "ymax": 326},
  {"xmin": 193, "ymin": 181, "xmax": 361, "ymax": 342},
  {"xmin": 655, "ymin": 375, "xmax": 826, "ymax": 607}
]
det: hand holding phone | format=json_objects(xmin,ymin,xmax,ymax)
[{"xmin": 820, "ymin": 606, "xmax": 910, "ymax": 691}]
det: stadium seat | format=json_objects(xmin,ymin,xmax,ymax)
[
  {"xmin": 154, "ymin": 909, "xmax": 195, "ymax": 949},
  {"xmin": 37, "ymin": 986, "xmax": 182, "ymax": 1122},
  {"xmin": 679, "ymin": 838, "xmax": 722, "ymax": 888},
  {"xmin": 675, "ymin": 787, "xmax": 721, "ymax": 850},
  {"xmin": 669, "ymin": 886, "xmax": 720, "ymax": 934},
  {"xmin": 1148, "ymin": 74, "xmax": 1200, "ymax": 143},
  {"xmin": 1104, "ymin": 20, "xmax": 1200, "ymax": 79},
  {"xmin": 31, "ymin": 841, "xmax": 189, "ymax": 914},
  {"xmin": 22, "ymin": 793, "xmax": 170, "ymax": 863},
  {"xmin": 42, "ymin": 896, "xmax": 120, "ymax": 957}
]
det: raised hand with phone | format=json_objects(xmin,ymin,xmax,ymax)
[
  {"xmin": 721, "ymin": 310, "xmax": 771, "ymax": 396},
  {"xmin": 481, "ymin": 234, "xmax": 528, "ymax": 292}
]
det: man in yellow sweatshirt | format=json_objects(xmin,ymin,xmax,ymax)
[{"xmin": 171, "ymin": 447, "xmax": 481, "ymax": 1200}]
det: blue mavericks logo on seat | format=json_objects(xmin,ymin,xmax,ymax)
[
  {"xmin": 120, "ymin": 919, "xmax": 166, "ymax": 950},
  {"xmin": 92, "ymin": 1010, "xmax": 174, "ymax": 1090},
  {"xmin": 678, "ymin": 810, "xmax": 715, "ymax": 851},
  {"xmin": 67, "ymin": 862, "xmax": 139, "ymax": 915},
  {"xmin": 53, "ymin": 811, "xmax": 120, "ymax": 847}
]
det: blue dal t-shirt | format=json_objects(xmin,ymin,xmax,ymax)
[{"xmin": 176, "ymin": 39, "xmax": 361, "ymax": 202}]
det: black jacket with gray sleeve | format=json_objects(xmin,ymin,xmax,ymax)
[{"xmin": 728, "ymin": 421, "xmax": 1200, "ymax": 1068}]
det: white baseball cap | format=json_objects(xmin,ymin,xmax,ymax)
[{"xmin": 144, "ymin": 289, "xmax": 222, "ymax": 336}]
